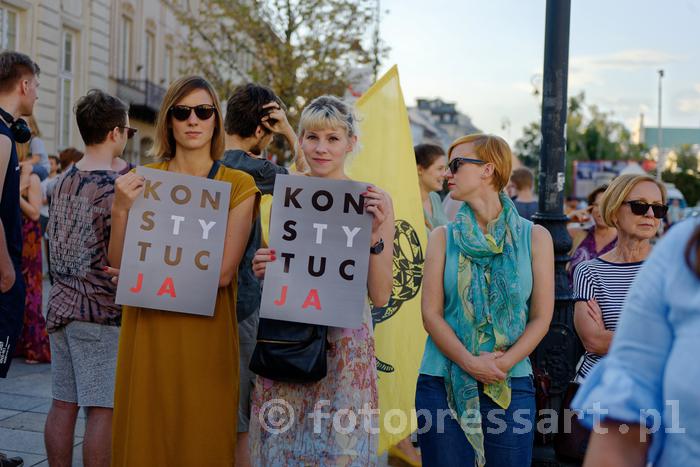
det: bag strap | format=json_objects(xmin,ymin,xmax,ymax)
[{"xmin": 207, "ymin": 160, "xmax": 221, "ymax": 179}]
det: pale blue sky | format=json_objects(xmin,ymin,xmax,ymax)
[{"xmin": 379, "ymin": 0, "xmax": 700, "ymax": 146}]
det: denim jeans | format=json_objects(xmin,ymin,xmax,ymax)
[{"xmin": 415, "ymin": 373, "xmax": 536, "ymax": 467}]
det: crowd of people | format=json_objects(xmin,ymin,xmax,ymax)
[{"xmin": 0, "ymin": 48, "xmax": 698, "ymax": 467}]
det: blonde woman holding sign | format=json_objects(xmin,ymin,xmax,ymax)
[
  {"xmin": 250, "ymin": 95, "xmax": 394, "ymax": 465},
  {"xmin": 107, "ymin": 76, "xmax": 260, "ymax": 466}
]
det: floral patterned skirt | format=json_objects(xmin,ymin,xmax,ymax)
[
  {"xmin": 250, "ymin": 305, "xmax": 379, "ymax": 466},
  {"xmin": 14, "ymin": 215, "xmax": 50, "ymax": 363}
]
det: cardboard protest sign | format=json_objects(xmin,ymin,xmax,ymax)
[
  {"xmin": 115, "ymin": 166, "xmax": 231, "ymax": 316},
  {"xmin": 260, "ymin": 175, "xmax": 372, "ymax": 328}
]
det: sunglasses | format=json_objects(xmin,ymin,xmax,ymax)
[
  {"xmin": 448, "ymin": 157, "xmax": 487, "ymax": 174},
  {"xmin": 118, "ymin": 126, "xmax": 137, "ymax": 139},
  {"xmin": 169, "ymin": 104, "xmax": 217, "ymax": 121},
  {"xmin": 623, "ymin": 200, "xmax": 668, "ymax": 219}
]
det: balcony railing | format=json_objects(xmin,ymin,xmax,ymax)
[{"xmin": 116, "ymin": 79, "xmax": 167, "ymax": 122}]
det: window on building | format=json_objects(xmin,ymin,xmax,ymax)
[
  {"xmin": 163, "ymin": 46, "xmax": 173, "ymax": 85},
  {"xmin": 145, "ymin": 30, "xmax": 156, "ymax": 82},
  {"xmin": 58, "ymin": 30, "xmax": 75, "ymax": 148},
  {"xmin": 119, "ymin": 15, "xmax": 132, "ymax": 79},
  {"xmin": 0, "ymin": 7, "xmax": 18, "ymax": 50}
]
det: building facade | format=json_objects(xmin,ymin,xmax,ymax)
[
  {"xmin": 409, "ymin": 97, "xmax": 480, "ymax": 149},
  {"xmin": 0, "ymin": 0, "xmax": 197, "ymax": 163}
]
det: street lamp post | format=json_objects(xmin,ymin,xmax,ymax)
[
  {"xmin": 656, "ymin": 69, "xmax": 665, "ymax": 181},
  {"xmin": 531, "ymin": 0, "xmax": 582, "ymax": 464}
]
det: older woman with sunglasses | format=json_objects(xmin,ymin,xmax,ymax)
[
  {"xmin": 572, "ymin": 174, "xmax": 667, "ymax": 383},
  {"xmin": 416, "ymin": 133, "xmax": 554, "ymax": 467}
]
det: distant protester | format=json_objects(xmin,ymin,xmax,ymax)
[
  {"xmin": 221, "ymin": 82, "xmax": 307, "ymax": 466},
  {"xmin": 14, "ymin": 143, "xmax": 50, "ymax": 364},
  {"xmin": 415, "ymin": 143, "xmax": 448, "ymax": 233},
  {"xmin": 16, "ymin": 115, "xmax": 49, "ymax": 181},
  {"xmin": 568, "ymin": 185, "xmax": 618, "ymax": 281},
  {"xmin": 509, "ymin": 167, "xmax": 538, "ymax": 220}
]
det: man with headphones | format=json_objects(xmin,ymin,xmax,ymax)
[{"xmin": 0, "ymin": 50, "xmax": 40, "ymax": 385}]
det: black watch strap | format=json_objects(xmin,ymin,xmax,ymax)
[{"xmin": 370, "ymin": 238, "xmax": 384, "ymax": 255}]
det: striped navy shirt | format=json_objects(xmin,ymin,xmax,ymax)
[{"xmin": 573, "ymin": 257, "xmax": 644, "ymax": 380}]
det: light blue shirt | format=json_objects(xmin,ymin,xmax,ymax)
[
  {"xmin": 424, "ymin": 192, "xmax": 449, "ymax": 234},
  {"xmin": 572, "ymin": 217, "xmax": 700, "ymax": 466},
  {"xmin": 419, "ymin": 218, "xmax": 534, "ymax": 378}
]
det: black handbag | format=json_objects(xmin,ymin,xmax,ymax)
[
  {"xmin": 554, "ymin": 381, "xmax": 591, "ymax": 461},
  {"xmin": 248, "ymin": 318, "xmax": 329, "ymax": 383}
]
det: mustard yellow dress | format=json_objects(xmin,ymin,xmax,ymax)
[{"xmin": 112, "ymin": 162, "xmax": 259, "ymax": 466}]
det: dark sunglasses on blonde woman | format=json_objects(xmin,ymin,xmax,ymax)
[
  {"xmin": 169, "ymin": 104, "xmax": 217, "ymax": 121},
  {"xmin": 623, "ymin": 200, "xmax": 668, "ymax": 218}
]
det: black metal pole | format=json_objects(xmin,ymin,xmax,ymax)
[{"xmin": 531, "ymin": 1, "xmax": 582, "ymax": 465}]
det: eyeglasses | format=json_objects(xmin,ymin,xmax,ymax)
[
  {"xmin": 448, "ymin": 157, "xmax": 487, "ymax": 174},
  {"xmin": 623, "ymin": 200, "xmax": 668, "ymax": 219},
  {"xmin": 169, "ymin": 104, "xmax": 217, "ymax": 121},
  {"xmin": 118, "ymin": 126, "xmax": 137, "ymax": 139}
]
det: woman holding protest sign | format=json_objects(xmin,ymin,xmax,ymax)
[
  {"xmin": 249, "ymin": 95, "xmax": 394, "ymax": 466},
  {"xmin": 108, "ymin": 76, "xmax": 259, "ymax": 466},
  {"xmin": 415, "ymin": 134, "xmax": 554, "ymax": 467}
]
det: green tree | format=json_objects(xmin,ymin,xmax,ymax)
[
  {"xmin": 662, "ymin": 171, "xmax": 700, "ymax": 207},
  {"xmin": 674, "ymin": 144, "xmax": 699, "ymax": 174},
  {"xmin": 515, "ymin": 92, "xmax": 648, "ymax": 194},
  {"xmin": 165, "ymin": 0, "xmax": 381, "ymax": 117}
]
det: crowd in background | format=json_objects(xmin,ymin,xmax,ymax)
[{"xmin": 1, "ymin": 48, "xmax": 699, "ymax": 467}]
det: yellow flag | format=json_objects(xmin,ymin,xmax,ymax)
[{"xmin": 347, "ymin": 66, "xmax": 428, "ymax": 453}]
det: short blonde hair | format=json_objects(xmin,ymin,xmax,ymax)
[
  {"xmin": 599, "ymin": 174, "xmax": 667, "ymax": 227},
  {"xmin": 448, "ymin": 133, "xmax": 512, "ymax": 191},
  {"xmin": 298, "ymin": 95, "xmax": 358, "ymax": 138},
  {"xmin": 151, "ymin": 75, "xmax": 224, "ymax": 161}
]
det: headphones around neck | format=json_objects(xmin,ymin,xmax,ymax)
[{"xmin": 0, "ymin": 107, "xmax": 31, "ymax": 144}]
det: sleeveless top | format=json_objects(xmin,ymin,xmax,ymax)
[
  {"xmin": 419, "ymin": 220, "xmax": 534, "ymax": 378},
  {"xmin": 0, "ymin": 120, "xmax": 22, "ymax": 267},
  {"xmin": 424, "ymin": 191, "xmax": 449, "ymax": 233}
]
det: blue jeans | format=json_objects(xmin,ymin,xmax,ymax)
[{"xmin": 415, "ymin": 373, "xmax": 536, "ymax": 467}]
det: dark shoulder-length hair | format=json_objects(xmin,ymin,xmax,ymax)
[
  {"xmin": 686, "ymin": 223, "xmax": 700, "ymax": 278},
  {"xmin": 151, "ymin": 75, "xmax": 224, "ymax": 161}
]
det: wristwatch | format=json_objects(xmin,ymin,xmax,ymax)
[{"xmin": 370, "ymin": 238, "xmax": 384, "ymax": 255}]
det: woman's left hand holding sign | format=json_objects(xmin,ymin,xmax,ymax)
[
  {"xmin": 363, "ymin": 186, "xmax": 393, "ymax": 237},
  {"xmin": 113, "ymin": 172, "xmax": 145, "ymax": 214}
]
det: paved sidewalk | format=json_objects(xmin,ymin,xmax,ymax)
[
  {"xmin": 0, "ymin": 276, "xmax": 393, "ymax": 467},
  {"xmin": 0, "ymin": 270, "xmax": 84, "ymax": 466},
  {"xmin": 0, "ymin": 359, "xmax": 84, "ymax": 466}
]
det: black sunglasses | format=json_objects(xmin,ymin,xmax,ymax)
[
  {"xmin": 623, "ymin": 200, "xmax": 668, "ymax": 218},
  {"xmin": 118, "ymin": 126, "xmax": 137, "ymax": 139},
  {"xmin": 448, "ymin": 157, "xmax": 487, "ymax": 174},
  {"xmin": 169, "ymin": 104, "xmax": 217, "ymax": 121}
]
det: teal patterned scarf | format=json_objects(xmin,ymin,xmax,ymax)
[{"xmin": 445, "ymin": 193, "xmax": 528, "ymax": 467}]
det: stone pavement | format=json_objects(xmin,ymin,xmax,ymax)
[
  {"xmin": 0, "ymin": 272, "xmax": 394, "ymax": 467},
  {"xmin": 0, "ymin": 359, "xmax": 84, "ymax": 466},
  {"xmin": 0, "ymin": 270, "xmax": 84, "ymax": 466}
]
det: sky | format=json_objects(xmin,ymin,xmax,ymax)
[{"xmin": 378, "ymin": 0, "xmax": 700, "ymax": 146}]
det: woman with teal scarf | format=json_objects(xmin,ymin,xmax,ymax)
[{"xmin": 415, "ymin": 134, "xmax": 554, "ymax": 467}]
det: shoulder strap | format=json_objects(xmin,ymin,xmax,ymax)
[{"xmin": 207, "ymin": 160, "xmax": 221, "ymax": 179}]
